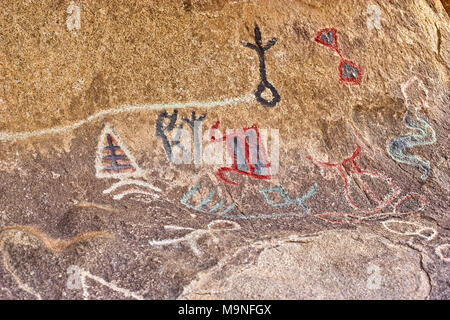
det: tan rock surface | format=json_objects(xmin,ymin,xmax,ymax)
[
  {"xmin": 180, "ymin": 229, "xmax": 432, "ymax": 299},
  {"xmin": 0, "ymin": 0, "xmax": 449, "ymax": 299}
]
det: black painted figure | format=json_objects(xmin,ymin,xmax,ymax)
[
  {"xmin": 155, "ymin": 110, "xmax": 206, "ymax": 163},
  {"xmin": 243, "ymin": 23, "xmax": 281, "ymax": 107},
  {"xmin": 156, "ymin": 110, "xmax": 180, "ymax": 162},
  {"xmin": 103, "ymin": 134, "xmax": 134, "ymax": 172}
]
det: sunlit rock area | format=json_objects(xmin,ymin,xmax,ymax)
[{"xmin": 0, "ymin": 0, "xmax": 448, "ymax": 300}]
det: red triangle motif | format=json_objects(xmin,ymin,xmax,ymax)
[
  {"xmin": 314, "ymin": 28, "xmax": 339, "ymax": 52},
  {"xmin": 95, "ymin": 125, "xmax": 143, "ymax": 179}
]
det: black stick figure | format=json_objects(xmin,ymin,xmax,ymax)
[
  {"xmin": 155, "ymin": 110, "xmax": 185, "ymax": 162},
  {"xmin": 243, "ymin": 23, "xmax": 281, "ymax": 107},
  {"xmin": 155, "ymin": 110, "xmax": 206, "ymax": 163}
]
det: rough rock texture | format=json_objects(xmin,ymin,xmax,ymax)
[
  {"xmin": 180, "ymin": 229, "xmax": 432, "ymax": 299},
  {"xmin": 0, "ymin": 0, "xmax": 449, "ymax": 299}
]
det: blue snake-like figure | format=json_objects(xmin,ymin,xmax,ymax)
[{"xmin": 387, "ymin": 106, "xmax": 436, "ymax": 180}]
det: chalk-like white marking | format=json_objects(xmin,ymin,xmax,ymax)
[
  {"xmin": 82, "ymin": 271, "xmax": 144, "ymax": 300},
  {"xmin": 0, "ymin": 230, "xmax": 43, "ymax": 300},
  {"xmin": 66, "ymin": 2, "xmax": 81, "ymax": 31},
  {"xmin": 112, "ymin": 189, "xmax": 159, "ymax": 200},
  {"xmin": 435, "ymin": 244, "xmax": 450, "ymax": 263},
  {"xmin": 66, "ymin": 265, "xmax": 144, "ymax": 300},
  {"xmin": 381, "ymin": 219, "xmax": 437, "ymax": 241},
  {"xmin": 103, "ymin": 179, "xmax": 162, "ymax": 194},
  {"xmin": 401, "ymin": 76, "xmax": 429, "ymax": 109},
  {"xmin": 149, "ymin": 220, "xmax": 241, "ymax": 257},
  {"xmin": 95, "ymin": 125, "xmax": 161, "ymax": 201},
  {"xmin": 164, "ymin": 225, "xmax": 196, "ymax": 231},
  {"xmin": 66, "ymin": 265, "xmax": 83, "ymax": 290},
  {"xmin": 96, "ymin": 125, "xmax": 145, "ymax": 179},
  {"xmin": 149, "ymin": 229, "xmax": 209, "ymax": 256},
  {"xmin": 0, "ymin": 95, "xmax": 253, "ymax": 143},
  {"xmin": 128, "ymin": 195, "xmax": 155, "ymax": 204}
]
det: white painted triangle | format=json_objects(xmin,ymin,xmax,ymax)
[{"xmin": 95, "ymin": 124, "xmax": 144, "ymax": 179}]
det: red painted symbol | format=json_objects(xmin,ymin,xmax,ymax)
[
  {"xmin": 309, "ymin": 145, "xmax": 426, "ymax": 224},
  {"xmin": 309, "ymin": 145, "xmax": 400, "ymax": 214},
  {"xmin": 96, "ymin": 126, "xmax": 143, "ymax": 179},
  {"xmin": 315, "ymin": 192, "xmax": 427, "ymax": 225},
  {"xmin": 314, "ymin": 28, "xmax": 363, "ymax": 85},
  {"xmin": 210, "ymin": 122, "xmax": 271, "ymax": 186}
]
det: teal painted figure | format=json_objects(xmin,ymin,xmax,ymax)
[
  {"xmin": 260, "ymin": 184, "xmax": 318, "ymax": 214},
  {"xmin": 387, "ymin": 105, "xmax": 436, "ymax": 180},
  {"xmin": 180, "ymin": 182, "xmax": 235, "ymax": 215},
  {"xmin": 180, "ymin": 181, "xmax": 318, "ymax": 220}
]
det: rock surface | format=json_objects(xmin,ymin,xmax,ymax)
[
  {"xmin": 0, "ymin": 0, "xmax": 449, "ymax": 299},
  {"xmin": 180, "ymin": 229, "xmax": 432, "ymax": 299}
]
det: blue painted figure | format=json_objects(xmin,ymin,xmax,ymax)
[
  {"xmin": 180, "ymin": 182, "xmax": 235, "ymax": 215},
  {"xmin": 260, "ymin": 184, "xmax": 318, "ymax": 214},
  {"xmin": 387, "ymin": 105, "xmax": 436, "ymax": 180},
  {"xmin": 180, "ymin": 182, "xmax": 319, "ymax": 220}
]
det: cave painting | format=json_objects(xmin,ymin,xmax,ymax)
[
  {"xmin": 243, "ymin": 23, "xmax": 281, "ymax": 107},
  {"xmin": 180, "ymin": 179, "xmax": 318, "ymax": 220},
  {"xmin": 260, "ymin": 184, "xmax": 318, "ymax": 214},
  {"xmin": 309, "ymin": 145, "xmax": 426, "ymax": 224},
  {"xmin": 96, "ymin": 125, "xmax": 161, "ymax": 201},
  {"xmin": 155, "ymin": 110, "xmax": 206, "ymax": 164},
  {"xmin": 381, "ymin": 219, "xmax": 437, "ymax": 241},
  {"xmin": 387, "ymin": 76, "xmax": 437, "ymax": 180},
  {"xmin": 0, "ymin": 2, "xmax": 448, "ymax": 301},
  {"xmin": 148, "ymin": 220, "xmax": 241, "ymax": 257},
  {"xmin": 181, "ymin": 182, "xmax": 236, "ymax": 216},
  {"xmin": 66, "ymin": 265, "xmax": 144, "ymax": 300},
  {"xmin": 314, "ymin": 28, "xmax": 363, "ymax": 84},
  {"xmin": 210, "ymin": 122, "xmax": 271, "ymax": 186},
  {"xmin": 0, "ymin": 95, "xmax": 251, "ymax": 143},
  {"xmin": 310, "ymin": 144, "xmax": 400, "ymax": 214}
]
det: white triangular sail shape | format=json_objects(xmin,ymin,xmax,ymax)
[{"xmin": 95, "ymin": 124, "xmax": 144, "ymax": 179}]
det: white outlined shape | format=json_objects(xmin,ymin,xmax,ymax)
[
  {"xmin": 435, "ymin": 244, "xmax": 450, "ymax": 263},
  {"xmin": 95, "ymin": 125, "xmax": 161, "ymax": 201},
  {"xmin": 102, "ymin": 179, "xmax": 161, "ymax": 197},
  {"xmin": 95, "ymin": 124, "xmax": 144, "ymax": 179},
  {"xmin": 148, "ymin": 220, "xmax": 240, "ymax": 257},
  {"xmin": 401, "ymin": 76, "xmax": 429, "ymax": 110},
  {"xmin": 66, "ymin": 265, "xmax": 144, "ymax": 300},
  {"xmin": 381, "ymin": 219, "xmax": 437, "ymax": 241}
]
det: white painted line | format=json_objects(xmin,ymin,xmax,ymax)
[
  {"xmin": 0, "ymin": 94, "xmax": 254, "ymax": 142},
  {"xmin": 112, "ymin": 189, "xmax": 159, "ymax": 200},
  {"xmin": 103, "ymin": 179, "xmax": 162, "ymax": 194}
]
